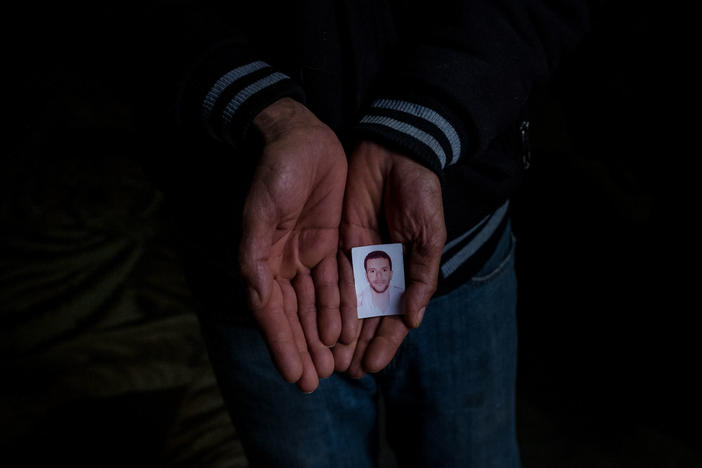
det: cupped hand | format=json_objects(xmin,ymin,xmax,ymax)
[
  {"xmin": 333, "ymin": 140, "xmax": 446, "ymax": 378},
  {"xmin": 239, "ymin": 98, "xmax": 347, "ymax": 392}
]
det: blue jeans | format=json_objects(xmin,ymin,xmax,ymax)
[{"xmin": 194, "ymin": 224, "xmax": 520, "ymax": 468}]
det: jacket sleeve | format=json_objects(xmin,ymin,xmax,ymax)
[
  {"xmin": 355, "ymin": 0, "xmax": 592, "ymax": 175},
  {"xmin": 135, "ymin": 2, "xmax": 305, "ymax": 150}
]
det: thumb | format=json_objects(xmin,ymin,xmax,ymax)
[
  {"xmin": 241, "ymin": 255, "xmax": 274, "ymax": 311},
  {"xmin": 384, "ymin": 154, "xmax": 445, "ymax": 328},
  {"xmin": 239, "ymin": 190, "xmax": 276, "ymax": 310},
  {"xmin": 403, "ymin": 239, "xmax": 443, "ymax": 328}
]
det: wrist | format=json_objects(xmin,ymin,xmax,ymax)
[
  {"xmin": 353, "ymin": 140, "xmax": 399, "ymax": 177},
  {"xmin": 253, "ymin": 97, "xmax": 317, "ymax": 143}
]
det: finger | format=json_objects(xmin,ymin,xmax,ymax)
[
  {"xmin": 252, "ymin": 281, "xmax": 303, "ymax": 384},
  {"xmin": 363, "ymin": 315, "xmax": 410, "ymax": 374},
  {"xmin": 332, "ymin": 319, "xmax": 363, "ymax": 372},
  {"xmin": 293, "ymin": 272, "xmax": 334, "ymax": 379},
  {"xmin": 403, "ymin": 238, "xmax": 444, "ymax": 328},
  {"xmin": 297, "ymin": 349, "xmax": 322, "ymax": 393},
  {"xmin": 239, "ymin": 184, "xmax": 276, "ymax": 310},
  {"xmin": 281, "ymin": 279, "xmax": 320, "ymax": 392},
  {"xmin": 312, "ymin": 255, "xmax": 341, "ymax": 347},
  {"xmin": 332, "ymin": 342, "xmax": 355, "ymax": 373},
  {"xmin": 348, "ymin": 317, "xmax": 381, "ymax": 379},
  {"xmin": 337, "ymin": 249, "xmax": 361, "ymax": 344}
]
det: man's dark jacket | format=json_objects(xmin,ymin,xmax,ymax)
[{"xmin": 138, "ymin": 0, "xmax": 591, "ymax": 296}]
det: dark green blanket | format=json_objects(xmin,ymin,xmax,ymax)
[{"xmin": 1, "ymin": 152, "xmax": 246, "ymax": 467}]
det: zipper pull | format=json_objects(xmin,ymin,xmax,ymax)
[{"xmin": 520, "ymin": 120, "xmax": 531, "ymax": 170}]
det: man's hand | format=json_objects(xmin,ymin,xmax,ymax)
[
  {"xmin": 239, "ymin": 98, "xmax": 347, "ymax": 392},
  {"xmin": 333, "ymin": 141, "xmax": 446, "ymax": 377}
]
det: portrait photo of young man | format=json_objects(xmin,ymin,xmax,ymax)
[{"xmin": 352, "ymin": 244, "xmax": 405, "ymax": 319}]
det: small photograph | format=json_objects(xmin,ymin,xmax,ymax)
[{"xmin": 351, "ymin": 243, "xmax": 405, "ymax": 319}]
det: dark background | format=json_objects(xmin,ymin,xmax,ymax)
[{"xmin": 3, "ymin": 1, "xmax": 698, "ymax": 466}]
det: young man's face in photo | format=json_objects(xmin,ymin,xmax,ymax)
[{"xmin": 365, "ymin": 257, "xmax": 393, "ymax": 293}]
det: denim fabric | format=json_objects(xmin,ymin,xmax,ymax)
[{"xmin": 196, "ymin": 223, "xmax": 519, "ymax": 468}]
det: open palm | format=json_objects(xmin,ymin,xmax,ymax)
[
  {"xmin": 240, "ymin": 99, "xmax": 347, "ymax": 392},
  {"xmin": 334, "ymin": 141, "xmax": 446, "ymax": 377}
]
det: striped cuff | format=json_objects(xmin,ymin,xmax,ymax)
[
  {"xmin": 200, "ymin": 61, "xmax": 304, "ymax": 146},
  {"xmin": 357, "ymin": 99, "xmax": 463, "ymax": 173}
]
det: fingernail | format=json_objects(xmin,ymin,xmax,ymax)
[
  {"xmin": 247, "ymin": 287, "xmax": 260, "ymax": 308},
  {"xmin": 414, "ymin": 307, "xmax": 426, "ymax": 328}
]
